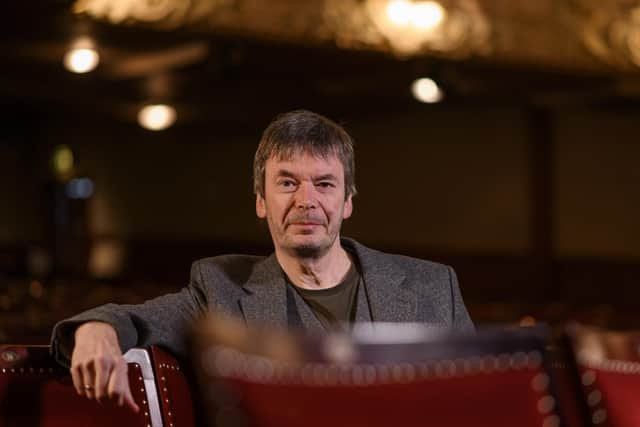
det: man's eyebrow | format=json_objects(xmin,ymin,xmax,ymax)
[
  {"xmin": 275, "ymin": 171, "xmax": 338, "ymax": 181},
  {"xmin": 275, "ymin": 169, "xmax": 296, "ymax": 178},
  {"xmin": 315, "ymin": 174, "xmax": 338, "ymax": 181}
]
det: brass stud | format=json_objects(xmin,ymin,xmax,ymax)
[
  {"xmin": 588, "ymin": 390, "xmax": 602, "ymax": 406},
  {"xmin": 542, "ymin": 415, "xmax": 560, "ymax": 427},
  {"xmin": 531, "ymin": 373, "xmax": 550, "ymax": 391},
  {"xmin": 581, "ymin": 371, "xmax": 596, "ymax": 386},
  {"xmin": 592, "ymin": 408, "xmax": 607, "ymax": 425},
  {"xmin": 537, "ymin": 395, "xmax": 555, "ymax": 414}
]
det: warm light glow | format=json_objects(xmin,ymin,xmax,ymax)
[
  {"xmin": 386, "ymin": 0, "xmax": 446, "ymax": 31},
  {"xmin": 29, "ymin": 280, "xmax": 44, "ymax": 299},
  {"xmin": 411, "ymin": 1, "xmax": 446, "ymax": 30},
  {"xmin": 52, "ymin": 145, "xmax": 74, "ymax": 177},
  {"xmin": 386, "ymin": 0, "xmax": 412, "ymax": 26},
  {"xmin": 411, "ymin": 77, "xmax": 444, "ymax": 103},
  {"xmin": 138, "ymin": 104, "xmax": 177, "ymax": 130},
  {"xmin": 64, "ymin": 47, "xmax": 99, "ymax": 73},
  {"xmin": 519, "ymin": 316, "xmax": 537, "ymax": 327},
  {"xmin": 89, "ymin": 240, "xmax": 125, "ymax": 279}
]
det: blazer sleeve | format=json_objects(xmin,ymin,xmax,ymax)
[
  {"xmin": 448, "ymin": 266, "xmax": 475, "ymax": 332},
  {"xmin": 50, "ymin": 261, "xmax": 208, "ymax": 367}
]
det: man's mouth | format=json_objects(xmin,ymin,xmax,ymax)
[{"xmin": 286, "ymin": 217, "xmax": 325, "ymax": 228}]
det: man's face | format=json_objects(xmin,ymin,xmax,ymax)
[{"xmin": 256, "ymin": 152, "xmax": 353, "ymax": 258}]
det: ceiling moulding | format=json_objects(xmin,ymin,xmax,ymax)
[{"xmin": 72, "ymin": 0, "xmax": 640, "ymax": 73}]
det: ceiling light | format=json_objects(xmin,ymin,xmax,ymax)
[
  {"xmin": 411, "ymin": 77, "xmax": 444, "ymax": 103},
  {"xmin": 64, "ymin": 37, "xmax": 100, "ymax": 73},
  {"xmin": 138, "ymin": 104, "xmax": 177, "ymax": 131},
  {"xmin": 386, "ymin": 0, "xmax": 446, "ymax": 31},
  {"xmin": 386, "ymin": 0, "xmax": 412, "ymax": 26},
  {"xmin": 411, "ymin": 1, "xmax": 446, "ymax": 30}
]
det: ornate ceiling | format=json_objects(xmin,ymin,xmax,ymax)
[
  {"xmin": 4, "ymin": 1, "xmax": 640, "ymax": 129},
  {"xmin": 71, "ymin": 0, "xmax": 640, "ymax": 74}
]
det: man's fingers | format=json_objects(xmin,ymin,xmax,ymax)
[
  {"xmin": 80, "ymin": 363, "xmax": 95, "ymax": 399},
  {"xmin": 70, "ymin": 321, "xmax": 125, "ymax": 402},
  {"xmin": 108, "ymin": 360, "xmax": 139, "ymax": 413},
  {"xmin": 70, "ymin": 364, "xmax": 85, "ymax": 396},
  {"xmin": 122, "ymin": 388, "xmax": 140, "ymax": 413},
  {"xmin": 93, "ymin": 357, "xmax": 112, "ymax": 401}
]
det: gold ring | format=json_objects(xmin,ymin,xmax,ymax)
[{"xmin": 84, "ymin": 384, "xmax": 93, "ymax": 390}]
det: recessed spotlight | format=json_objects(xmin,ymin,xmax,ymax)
[
  {"xmin": 411, "ymin": 77, "xmax": 444, "ymax": 103},
  {"xmin": 138, "ymin": 104, "xmax": 177, "ymax": 131},
  {"xmin": 64, "ymin": 37, "xmax": 99, "ymax": 73}
]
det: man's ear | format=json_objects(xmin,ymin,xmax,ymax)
[
  {"xmin": 256, "ymin": 194, "xmax": 266, "ymax": 218},
  {"xmin": 342, "ymin": 194, "xmax": 353, "ymax": 219}
]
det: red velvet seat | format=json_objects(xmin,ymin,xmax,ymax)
[
  {"xmin": 565, "ymin": 323, "xmax": 640, "ymax": 427},
  {"xmin": 192, "ymin": 316, "xmax": 565, "ymax": 427},
  {"xmin": 0, "ymin": 345, "xmax": 194, "ymax": 427}
]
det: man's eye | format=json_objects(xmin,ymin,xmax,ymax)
[
  {"xmin": 280, "ymin": 180, "xmax": 296, "ymax": 187},
  {"xmin": 317, "ymin": 182, "xmax": 334, "ymax": 188}
]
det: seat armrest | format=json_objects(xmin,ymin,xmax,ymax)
[{"xmin": 124, "ymin": 348, "xmax": 164, "ymax": 427}]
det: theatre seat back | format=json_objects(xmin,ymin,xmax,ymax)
[
  {"xmin": 192, "ymin": 316, "xmax": 564, "ymax": 427},
  {"xmin": 0, "ymin": 345, "xmax": 194, "ymax": 427},
  {"xmin": 149, "ymin": 346, "xmax": 196, "ymax": 427},
  {"xmin": 566, "ymin": 323, "xmax": 640, "ymax": 427}
]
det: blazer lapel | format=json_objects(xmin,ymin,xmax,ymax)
[
  {"xmin": 354, "ymin": 279, "xmax": 372, "ymax": 322},
  {"xmin": 345, "ymin": 238, "xmax": 417, "ymax": 323},
  {"xmin": 239, "ymin": 254, "xmax": 288, "ymax": 329}
]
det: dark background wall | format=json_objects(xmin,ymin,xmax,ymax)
[
  {"xmin": 2, "ymin": 103, "xmax": 639, "ymax": 343},
  {"xmin": 2, "ymin": 3, "xmax": 640, "ymax": 343}
]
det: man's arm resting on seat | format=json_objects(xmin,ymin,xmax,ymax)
[{"xmin": 70, "ymin": 321, "xmax": 139, "ymax": 412}]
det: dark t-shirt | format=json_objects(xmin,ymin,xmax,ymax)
[{"xmin": 292, "ymin": 262, "xmax": 361, "ymax": 331}]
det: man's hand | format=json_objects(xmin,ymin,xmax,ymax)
[{"xmin": 70, "ymin": 321, "xmax": 140, "ymax": 412}]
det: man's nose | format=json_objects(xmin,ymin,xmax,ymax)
[{"xmin": 295, "ymin": 182, "xmax": 316, "ymax": 209}]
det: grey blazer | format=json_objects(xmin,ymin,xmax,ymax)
[{"xmin": 51, "ymin": 238, "xmax": 474, "ymax": 366}]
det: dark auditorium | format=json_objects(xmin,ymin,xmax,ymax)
[{"xmin": 2, "ymin": 1, "xmax": 640, "ymax": 426}]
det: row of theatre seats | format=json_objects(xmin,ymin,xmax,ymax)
[{"xmin": 1, "ymin": 317, "xmax": 639, "ymax": 427}]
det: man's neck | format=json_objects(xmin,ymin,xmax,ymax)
[{"xmin": 275, "ymin": 240, "xmax": 352, "ymax": 290}]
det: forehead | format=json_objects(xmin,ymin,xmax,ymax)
[{"xmin": 265, "ymin": 152, "xmax": 344, "ymax": 178}]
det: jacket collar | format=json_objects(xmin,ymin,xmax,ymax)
[
  {"xmin": 342, "ymin": 238, "xmax": 416, "ymax": 323},
  {"xmin": 239, "ymin": 253, "xmax": 288, "ymax": 329},
  {"xmin": 239, "ymin": 237, "xmax": 417, "ymax": 329}
]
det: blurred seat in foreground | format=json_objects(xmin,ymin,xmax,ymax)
[
  {"xmin": 565, "ymin": 323, "xmax": 640, "ymax": 427},
  {"xmin": 192, "ymin": 315, "xmax": 565, "ymax": 427}
]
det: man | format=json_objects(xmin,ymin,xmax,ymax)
[{"xmin": 51, "ymin": 110, "xmax": 474, "ymax": 412}]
